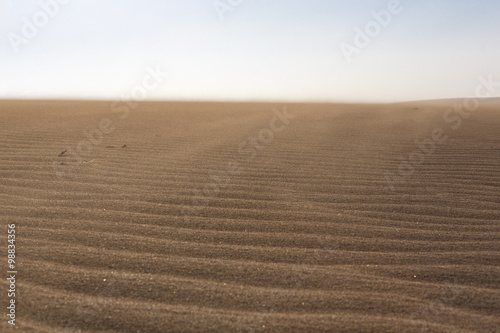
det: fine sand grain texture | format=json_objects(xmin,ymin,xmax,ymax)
[{"xmin": 0, "ymin": 100, "xmax": 499, "ymax": 332}]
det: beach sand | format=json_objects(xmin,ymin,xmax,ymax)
[{"xmin": 0, "ymin": 100, "xmax": 499, "ymax": 332}]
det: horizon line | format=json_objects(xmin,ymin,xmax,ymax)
[{"xmin": 1, "ymin": 96, "xmax": 499, "ymax": 106}]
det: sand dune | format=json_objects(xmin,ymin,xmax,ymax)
[{"xmin": 0, "ymin": 100, "xmax": 499, "ymax": 332}]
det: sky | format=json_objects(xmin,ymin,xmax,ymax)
[{"xmin": 0, "ymin": 0, "xmax": 499, "ymax": 103}]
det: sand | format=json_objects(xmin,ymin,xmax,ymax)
[{"xmin": 0, "ymin": 100, "xmax": 499, "ymax": 332}]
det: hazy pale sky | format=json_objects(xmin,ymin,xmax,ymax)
[{"xmin": 1, "ymin": 0, "xmax": 499, "ymax": 102}]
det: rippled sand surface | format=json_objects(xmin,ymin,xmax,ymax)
[{"xmin": 1, "ymin": 100, "xmax": 499, "ymax": 332}]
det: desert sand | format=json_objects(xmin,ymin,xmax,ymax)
[{"xmin": 0, "ymin": 100, "xmax": 499, "ymax": 332}]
